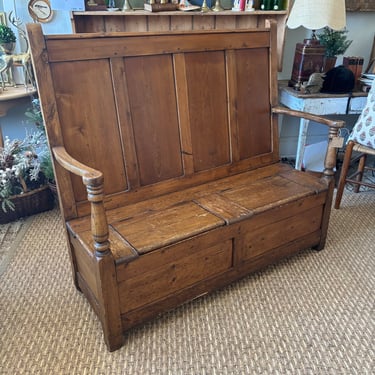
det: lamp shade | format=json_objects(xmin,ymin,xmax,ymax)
[{"xmin": 287, "ymin": 0, "xmax": 346, "ymax": 30}]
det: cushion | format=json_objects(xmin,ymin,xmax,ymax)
[{"xmin": 348, "ymin": 79, "xmax": 375, "ymax": 148}]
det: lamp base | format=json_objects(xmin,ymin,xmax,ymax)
[{"xmin": 289, "ymin": 39, "xmax": 325, "ymax": 89}]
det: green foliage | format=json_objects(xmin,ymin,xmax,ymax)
[
  {"xmin": 40, "ymin": 154, "xmax": 55, "ymax": 182},
  {"xmin": 24, "ymin": 99, "xmax": 44, "ymax": 130},
  {"xmin": 25, "ymin": 99, "xmax": 55, "ymax": 183},
  {"xmin": 317, "ymin": 27, "xmax": 352, "ymax": 57},
  {"xmin": 0, "ymin": 24, "xmax": 16, "ymax": 44},
  {"xmin": 0, "ymin": 177, "xmax": 15, "ymax": 212}
]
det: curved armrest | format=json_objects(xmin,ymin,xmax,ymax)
[
  {"xmin": 272, "ymin": 106, "xmax": 345, "ymax": 129},
  {"xmin": 53, "ymin": 146, "xmax": 103, "ymax": 186},
  {"xmin": 52, "ymin": 146, "xmax": 110, "ymax": 257},
  {"xmin": 272, "ymin": 106, "xmax": 345, "ymax": 183}
]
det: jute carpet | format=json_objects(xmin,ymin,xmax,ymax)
[
  {"xmin": 0, "ymin": 191, "xmax": 374, "ymax": 374},
  {"xmin": 0, "ymin": 217, "xmax": 32, "ymax": 278}
]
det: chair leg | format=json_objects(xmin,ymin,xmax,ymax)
[
  {"xmin": 334, "ymin": 141, "xmax": 355, "ymax": 209},
  {"xmin": 353, "ymin": 154, "xmax": 367, "ymax": 193}
]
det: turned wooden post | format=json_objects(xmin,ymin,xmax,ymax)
[
  {"xmin": 316, "ymin": 125, "xmax": 342, "ymax": 250},
  {"xmin": 322, "ymin": 126, "xmax": 341, "ymax": 183},
  {"xmin": 84, "ymin": 178, "xmax": 110, "ymax": 256},
  {"xmin": 85, "ymin": 178, "xmax": 123, "ymax": 351},
  {"xmin": 52, "ymin": 146, "xmax": 111, "ymax": 256}
]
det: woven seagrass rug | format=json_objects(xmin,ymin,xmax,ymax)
[
  {"xmin": 0, "ymin": 191, "xmax": 374, "ymax": 375},
  {"xmin": 0, "ymin": 217, "xmax": 32, "ymax": 278}
]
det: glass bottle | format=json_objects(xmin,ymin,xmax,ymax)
[
  {"xmin": 273, "ymin": 0, "xmax": 284, "ymax": 10},
  {"xmin": 260, "ymin": 0, "xmax": 272, "ymax": 10}
]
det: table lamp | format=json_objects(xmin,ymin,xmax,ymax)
[{"xmin": 287, "ymin": 0, "xmax": 346, "ymax": 89}]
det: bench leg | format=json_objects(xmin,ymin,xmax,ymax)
[
  {"xmin": 66, "ymin": 239, "xmax": 83, "ymax": 293},
  {"xmin": 95, "ymin": 254, "xmax": 124, "ymax": 351},
  {"xmin": 313, "ymin": 179, "xmax": 335, "ymax": 251}
]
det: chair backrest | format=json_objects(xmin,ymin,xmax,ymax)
[
  {"xmin": 27, "ymin": 22, "xmax": 279, "ymax": 220},
  {"xmin": 348, "ymin": 79, "xmax": 375, "ymax": 148}
]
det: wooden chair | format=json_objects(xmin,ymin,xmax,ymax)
[{"xmin": 335, "ymin": 79, "xmax": 375, "ymax": 209}]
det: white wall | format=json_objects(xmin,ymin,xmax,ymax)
[{"xmin": 2, "ymin": 0, "xmax": 72, "ymax": 36}]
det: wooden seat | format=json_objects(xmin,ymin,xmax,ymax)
[
  {"xmin": 27, "ymin": 22, "xmax": 343, "ymax": 351},
  {"xmin": 68, "ymin": 163, "xmax": 328, "ymax": 259}
]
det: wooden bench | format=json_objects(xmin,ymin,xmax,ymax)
[{"xmin": 27, "ymin": 22, "xmax": 343, "ymax": 351}]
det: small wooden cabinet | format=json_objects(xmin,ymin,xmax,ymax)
[{"xmin": 71, "ymin": 7, "xmax": 290, "ymax": 69}]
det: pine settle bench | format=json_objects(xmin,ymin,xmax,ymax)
[{"xmin": 27, "ymin": 22, "xmax": 343, "ymax": 351}]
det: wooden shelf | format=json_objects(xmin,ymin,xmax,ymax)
[
  {"xmin": 71, "ymin": 6, "xmax": 290, "ymax": 69},
  {"xmin": 72, "ymin": 9, "xmax": 288, "ymax": 16},
  {"xmin": 0, "ymin": 85, "xmax": 36, "ymax": 117},
  {"xmin": 0, "ymin": 85, "xmax": 36, "ymax": 147}
]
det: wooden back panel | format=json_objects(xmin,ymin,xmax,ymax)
[{"xmin": 27, "ymin": 23, "xmax": 279, "ymax": 220}]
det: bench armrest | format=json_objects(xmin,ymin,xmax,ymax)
[
  {"xmin": 53, "ymin": 146, "xmax": 110, "ymax": 256},
  {"xmin": 272, "ymin": 106, "xmax": 345, "ymax": 182},
  {"xmin": 53, "ymin": 146, "xmax": 103, "ymax": 185},
  {"xmin": 272, "ymin": 106, "xmax": 344, "ymax": 129}
]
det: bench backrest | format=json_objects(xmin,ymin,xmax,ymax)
[{"xmin": 27, "ymin": 22, "xmax": 279, "ymax": 220}]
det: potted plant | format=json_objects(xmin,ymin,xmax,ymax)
[
  {"xmin": 0, "ymin": 133, "xmax": 54, "ymax": 223},
  {"xmin": 0, "ymin": 24, "xmax": 16, "ymax": 54},
  {"xmin": 0, "ymin": 99, "xmax": 55, "ymax": 223},
  {"xmin": 317, "ymin": 27, "xmax": 353, "ymax": 71}
]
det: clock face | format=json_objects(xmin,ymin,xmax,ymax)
[{"xmin": 28, "ymin": 0, "xmax": 53, "ymax": 23}]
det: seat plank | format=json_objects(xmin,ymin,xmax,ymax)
[
  {"xmin": 68, "ymin": 163, "xmax": 326, "ymax": 260},
  {"xmin": 111, "ymin": 201, "xmax": 224, "ymax": 254}
]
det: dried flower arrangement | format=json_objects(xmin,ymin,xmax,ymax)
[
  {"xmin": 0, "ymin": 132, "xmax": 48, "ymax": 212},
  {"xmin": 0, "ymin": 99, "xmax": 54, "ymax": 219}
]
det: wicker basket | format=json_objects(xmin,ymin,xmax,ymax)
[{"xmin": 0, "ymin": 185, "xmax": 54, "ymax": 224}]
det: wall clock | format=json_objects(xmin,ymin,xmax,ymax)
[{"xmin": 28, "ymin": 0, "xmax": 54, "ymax": 23}]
